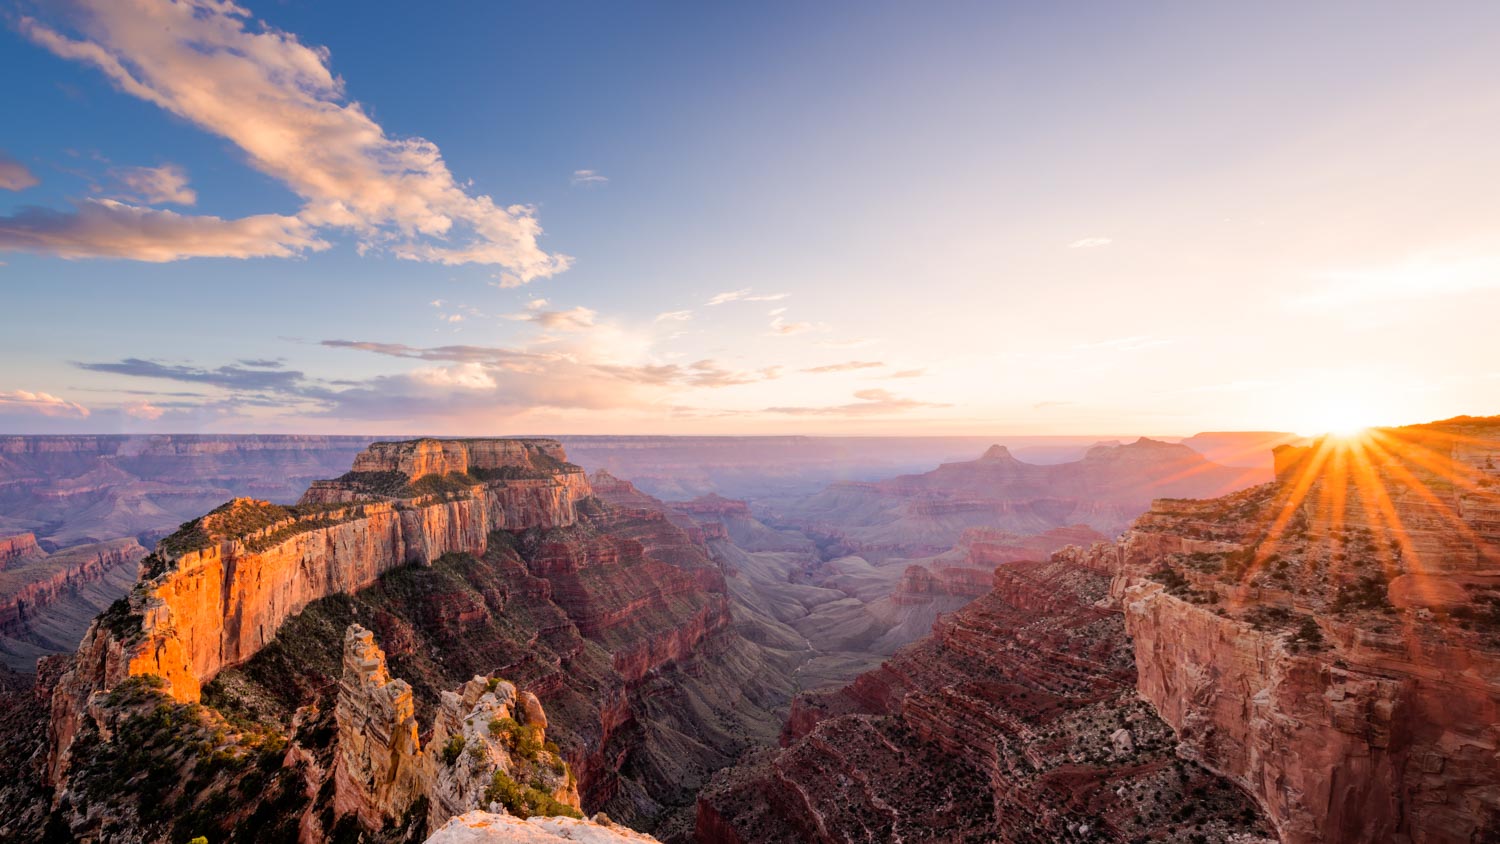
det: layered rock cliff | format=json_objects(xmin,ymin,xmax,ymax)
[
  {"xmin": 0, "ymin": 533, "xmax": 42, "ymax": 569},
  {"xmin": 0, "ymin": 536, "xmax": 147, "ymax": 670},
  {"xmin": 696, "ymin": 557, "xmax": 1274, "ymax": 842},
  {"xmin": 1065, "ymin": 417, "xmax": 1500, "ymax": 843},
  {"xmin": 53, "ymin": 439, "xmax": 588, "ymax": 709}
]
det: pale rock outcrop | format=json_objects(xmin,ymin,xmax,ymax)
[
  {"xmin": 334, "ymin": 624, "xmax": 428, "ymax": 828},
  {"xmin": 425, "ymin": 811, "xmax": 660, "ymax": 844},
  {"xmin": 333, "ymin": 624, "xmax": 580, "ymax": 834},
  {"xmin": 426, "ymin": 675, "xmax": 577, "ymax": 829}
]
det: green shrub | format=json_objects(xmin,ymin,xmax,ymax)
[
  {"xmin": 441, "ymin": 735, "xmax": 466, "ymax": 765},
  {"xmin": 483, "ymin": 771, "xmax": 582, "ymax": 819}
]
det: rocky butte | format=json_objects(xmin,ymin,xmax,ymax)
[
  {"xmin": 1062, "ymin": 416, "xmax": 1500, "ymax": 843},
  {"xmin": 25, "ymin": 438, "xmax": 785, "ymax": 842}
]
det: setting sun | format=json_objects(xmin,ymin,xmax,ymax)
[{"xmin": 1323, "ymin": 418, "xmax": 1372, "ymax": 439}]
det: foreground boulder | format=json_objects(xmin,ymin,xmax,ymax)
[{"xmin": 425, "ymin": 810, "xmax": 660, "ymax": 843}]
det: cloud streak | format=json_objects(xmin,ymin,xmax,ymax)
[
  {"xmin": 801, "ymin": 361, "xmax": 884, "ymax": 373},
  {"xmin": 0, "ymin": 199, "xmax": 327, "ymax": 262},
  {"xmin": 75, "ymin": 358, "xmax": 310, "ymax": 393},
  {"xmin": 706, "ymin": 288, "xmax": 789, "ymax": 306},
  {"xmin": 764, "ymin": 388, "xmax": 949, "ymax": 417}
]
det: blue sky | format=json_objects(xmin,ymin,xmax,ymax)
[{"xmin": 3, "ymin": 1, "xmax": 1500, "ymax": 436}]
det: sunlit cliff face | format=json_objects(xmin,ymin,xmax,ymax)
[{"xmin": 1251, "ymin": 421, "xmax": 1500, "ymax": 618}]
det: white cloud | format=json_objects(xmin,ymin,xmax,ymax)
[
  {"xmin": 655, "ymin": 310, "xmax": 693, "ymax": 322},
  {"xmin": 0, "ymin": 390, "xmax": 90, "ymax": 418},
  {"xmin": 1293, "ymin": 250, "xmax": 1500, "ymax": 308},
  {"xmin": 571, "ymin": 169, "xmax": 608, "ymax": 186},
  {"xmin": 0, "ymin": 199, "xmax": 327, "ymax": 262},
  {"xmin": 412, "ymin": 362, "xmax": 496, "ymax": 390},
  {"xmin": 769, "ymin": 314, "xmax": 814, "ymax": 335},
  {"xmin": 802, "ymin": 360, "xmax": 884, "ymax": 374},
  {"xmin": 0, "ymin": 152, "xmax": 38, "ymax": 191},
  {"xmin": 1068, "ymin": 237, "xmax": 1113, "ymax": 249},
  {"xmin": 19, "ymin": 1, "xmax": 568, "ymax": 281},
  {"xmin": 707, "ymin": 288, "xmax": 789, "ymax": 305},
  {"xmin": 122, "ymin": 399, "xmax": 164, "ymax": 419},
  {"xmin": 816, "ymin": 337, "xmax": 879, "ymax": 350},
  {"xmin": 114, "ymin": 163, "xmax": 195, "ymax": 205},
  {"xmin": 764, "ymin": 388, "xmax": 949, "ymax": 417},
  {"xmin": 507, "ymin": 305, "xmax": 598, "ymax": 331}
]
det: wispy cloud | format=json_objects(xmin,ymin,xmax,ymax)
[
  {"xmin": 506, "ymin": 305, "xmax": 598, "ymax": 331},
  {"xmin": 320, "ymin": 340, "xmax": 540, "ymax": 365},
  {"xmin": 655, "ymin": 310, "xmax": 693, "ymax": 322},
  {"xmin": 113, "ymin": 163, "xmax": 195, "ymax": 205},
  {"xmin": 596, "ymin": 359, "xmax": 782, "ymax": 388},
  {"xmin": 769, "ymin": 314, "xmax": 815, "ymax": 335},
  {"xmin": 885, "ymin": 368, "xmax": 925, "ymax": 379},
  {"xmin": 764, "ymin": 388, "xmax": 949, "ymax": 417},
  {"xmin": 571, "ymin": 169, "xmax": 608, "ymax": 186},
  {"xmin": 706, "ymin": 288, "xmax": 789, "ymax": 306},
  {"xmin": 0, "ymin": 151, "xmax": 38, "ymax": 191},
  {"xmin": 817, "ymin": 337, "xmax": 879, "ymax": 350},
  {"xmin": 16, "ymin": 1, "xmax": 568, "ymax": 281},
  {"xmin": 1293, "ymin": 250, "xmax": 1500, "ymax": 308},
  {"xmin": 1068, "ymin": 237, "xmax": 1113, "ymax": 249},
  {"xmin": 802, "ymin": 360, "xmax": 884, "ymax": 374}
]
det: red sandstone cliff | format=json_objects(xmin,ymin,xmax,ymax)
[
  {"xmin": 0, "ymin": 534, "xmax": 43, "ymax": 570},
  {"xmin": 0, "ymin": 538, "xmax": 146, "ymax": 637},
  {"xmin": 697, "ymin": 558, "xmax": 1274, "ymax": 842},
  {"xmin": 47, "ymin": 438, "xmax": 591, "ymax": 782},
  {"xmin": 1055, "ymin": 416, "xmax": 1500, "ymax": 843}
]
